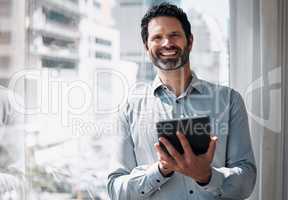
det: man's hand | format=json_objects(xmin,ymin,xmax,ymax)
[{"xmin": 154, "ymin": 131, "xmax": 218, "ymax": 183}]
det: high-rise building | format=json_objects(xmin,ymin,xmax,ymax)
[
  {"xmin": 0, "ymin": 0, "xmax": 26, "ymax": 92},
  {"xmin": 1, "ymin": 0, "xmax": 137, "ymax": 199},
  {"xmin": 27, "ymin": 0, "xmax": 81, "ymax": 78}
]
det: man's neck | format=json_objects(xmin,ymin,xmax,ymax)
[{"xmin": 157, "ymin": 64, "xmax": 192, "ymax": 97}]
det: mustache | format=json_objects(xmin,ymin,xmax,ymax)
[
  {"xmin": 156, "ymin": 46, "xmax": 181, "ymax": 55},
  {"xmin": 159, "ymin": 45, "xmax": 180, "ymax": 51}
]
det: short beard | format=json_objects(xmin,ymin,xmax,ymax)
[{"xmin": 150, "ymin": 45, "xmax": 190, "ymax": 71}]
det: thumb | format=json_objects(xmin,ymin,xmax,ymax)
[{"xmin": 206, "ymin": 136, "xmax": 218, "ymax": 161}]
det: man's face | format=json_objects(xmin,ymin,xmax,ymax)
[{"xmin": 146, "ymin": 16, "xmax": 193, "ymax": 71}]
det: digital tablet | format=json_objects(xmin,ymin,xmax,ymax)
[{"xmin": 156, "ymin": 116, "xmax": 211, "ymax": 156}]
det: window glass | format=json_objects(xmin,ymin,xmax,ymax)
[
  {"xmin": 0, "ymin": 0, "xmax": 11, "ymax": 17},
  {"xmin": 1, "ymin": 0, "xmax": 230, "ymax": 199}
]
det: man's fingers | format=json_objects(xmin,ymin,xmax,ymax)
[
  {"xmin": 154, "ymin": 143, "xmax": 177, "ymax": 164},
  {"xmin": 160, "ymin": 160, "xmax": 171, "ymax": 169},
  {"xmin": 159, "ymin": 137, "xmax": 183, "ymax": 164},
  {"xmin": 176, "ymin": 131, "xmax": 194, "ymax": 157},
  {"xmin": 159, "ymin": 160, "xmax": 176, "ymax": 172},
  {"xmin": 155, "ymin": 143, "xmax": 167, "ymax": 159},
  {"xmin": 206, "ymin": 136, "xmax": 218, "ymax": 161}
]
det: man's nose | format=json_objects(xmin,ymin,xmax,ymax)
[{"xmin": 161, "ymin": 37, "xmax": 173, "ymax": 47}]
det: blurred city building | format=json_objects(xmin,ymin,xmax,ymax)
[
  {"xmin": 0, "ymin": 0, "xmax": 26, "ymax": 92},
  {"xmin": 186, "ymin": 7, "xmax": 229, "ymax": 85},
  {"xmin": 1, "ymin": 0, "xmax": 138, "ymax": 199}
]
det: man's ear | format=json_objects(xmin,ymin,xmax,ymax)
[
  {"xmin": 188, "ymin": 34, "xmax": 193, "ymax": 50},
  {"xmin": 144, "ymin": 43, "xmax": 150, "ymax": 57}
]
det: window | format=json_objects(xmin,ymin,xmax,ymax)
[
  {"xmin": 42, "ymin": 58, "xmax": 77, "ymax": 69},
  {"xmin": 95, "ymin": 51, "xmax": 112, "ymax": 60},
  {"xmin": 0, "ymin": 0, "xmax": 11, "ymax": 17},
  {"xmin": 45, "ymin": 9, "xmax": 77, "ymax": 28},
  {"xmin": 42, "ymin": 36, "xmax": 77, "ymax": 49},
  {"xmin": 68, "ymin": 0, "xmax": 79, "ymax": 4},
  {"xmin": 22, "ymin": 1, "xmax": 231, "ymax": 200},
  {"xmin": 182, "ymin": 0, "xmax": 230, "ymax": 85},
  {"xmin": 95, "ymin": 37, "xmax": 112, "ymax": 47},
  {"xmin": 0, "ymin": 31, "xmax": 11, "ymax": 44},
  {"xmin": 0, "ymin": 56, "xmax": 10, "ymax": 70},
  {"xmin": 93, "ymin": 0, "xmax": 101, "ymax": 9}
]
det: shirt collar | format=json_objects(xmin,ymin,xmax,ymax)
[{"xmin": 152, "ymin": 71, "xmax": 203, "ymax": 96}]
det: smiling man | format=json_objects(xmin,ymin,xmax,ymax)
[
  {"xmin": 107, "ymin": 3, "xmax": 256, "ymax": 200},
  {"xmin": 145, "ymin": 16, "xmax": 190, "ymax": 71}
]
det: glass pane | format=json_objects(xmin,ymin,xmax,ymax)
[
  {"xmin": 182, "ymin": 0, "xmax": 230, "ymax": 85},
  {"xmin": 0, "ymin": 0, "xmax": 11, "ymax": 17},
  {"xmin": 0, "ymin": 0, "xmax": 230, "ymax": 199},
  {"xmin": 0, "ymin": 32, "xmax": 12, "ymax": 44},
  {"xmin": 0, "ymin": 56, "xmax": 10, "ymax": 70}
]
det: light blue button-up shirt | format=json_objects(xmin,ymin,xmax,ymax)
[{"xmin": 107, "ymin": 74, "xmax": 256, "ymax": 200}]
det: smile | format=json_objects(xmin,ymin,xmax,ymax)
[{"xmin": 159, "ymin": 50, "xmax": 178, "ymax": 56}]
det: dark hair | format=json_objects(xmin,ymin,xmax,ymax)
[{"xmin": 141, "ymin": 2, "xmax": 192, "ymax": 44}]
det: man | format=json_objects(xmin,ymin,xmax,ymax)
[{"xmin": 107, "ymin": 3, "xmax": 256, "ymax": 200}]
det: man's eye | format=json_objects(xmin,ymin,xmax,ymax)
[
  {"xmin": 152, "ymin": 36, "xmax": 161, "ymax": 41},
  {"xmin": 171, "ymin": 33, "xmax": 180, "ymax": 37}
]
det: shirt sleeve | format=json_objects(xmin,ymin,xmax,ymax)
[
  {"xmin": 197, "ymin": 89, "xmax": 257, "ymax": 199},
  {"xmin": 107, "ymin": 103, "xmax": 171, "ymax": 200}
]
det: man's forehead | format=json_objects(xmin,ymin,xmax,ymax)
[{"xmin": 147, "ymin": 16, "xmax": 183, "ymax": 33}]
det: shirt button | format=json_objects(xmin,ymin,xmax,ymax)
[
  {"xmin": 156, "ymin": 179, "xmax": 160, "ymax": 183},
  {"xmin": 141, "ymin": 191, "xmax": 144, "ymax": 194},
  {"xmin": 189, "ymin": 190, "xmax": 194, "ymax": 194},
  {"xmin": 175, "ymin": 100, "xmax": 179, "ymax": 104}
]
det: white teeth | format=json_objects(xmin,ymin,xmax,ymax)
[{"xmin": 161, "ymin": 51, "xmax": 177, "ymax": 56}]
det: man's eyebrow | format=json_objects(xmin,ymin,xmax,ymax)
[
  {"xmin": 151, "ymin": 31, "xmax": 181, "ymax": 36},
  {"xmin": 169, "ymin": 31, "xmax": 182, "ymax": 34},
  {"xmin": 150, "ymin": 33, "xmax": 161, "ymax": 38}
]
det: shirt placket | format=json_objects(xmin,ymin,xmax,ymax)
[{"xmin": 172, "ymin": 97, "xmax": 187, "ymax": 118}]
